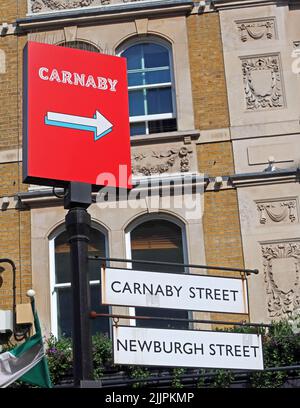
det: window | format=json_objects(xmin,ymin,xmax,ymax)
[
  {"xmin": 57, "ymin": 40, "xmax": 100, "ymax": 53},
  {"xmin": 121, "ymin": 41, "xmax": 177, "ymax": 136},
  {"xmin": 50, "ymin": 227, "xmax": 109, "ymax": 338},
  {"xmin": 128, "ymin": 219, "xmax": 188, "ymax": 329}
]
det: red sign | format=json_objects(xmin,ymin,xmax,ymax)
[{"xmin": 23, "ymin": 41, "xmax": 131, "ymax": 189}]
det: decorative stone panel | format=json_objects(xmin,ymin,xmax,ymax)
[
  {"xmin": 29, "ymin": 0, "xmax": 153, "ymax": 13},
  {"xmin": 132, "ymin": 145, "xmax": 194, "ymax": 176},
  {"xmin": 241, "ymin": 54, "xmax": 285, "ymax": 111},
  {"xmin": 256, "ymin": 199, "xmax": 298, "ymax": 225},
  {"xmin": 236, "ymin": 18, "xmax": 276, "ymax": 43},
  {"xmin": 294, "ymin": 41, "xmax": 300, "ymax": 49},
  {"xmin": 261, "ymin": 241, "xmax": 300, "ymax": 319}
]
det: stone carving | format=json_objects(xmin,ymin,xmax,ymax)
[
  {"xmin": 262, "ymin": 242, "xmax": 300, "ymax": 318},
  {"xmin": 293, "ymin": 41, "xmax": 300, "ymax": 49},
  {"xmin": 257, "ymin": 200, "xmax": 298, "ymax": 224},
  {"xmin": 30, "ymin": 0, "xmax": 110, "ymax": 13},
  {"xmin": 237, "ymin": 19, "xmax": 276, "ymax": 42},
  {"xmin": 30, "ymin": 0, "xmax": 148, "ymax": 13},
  {"xmin": 132, "ymin": 146, "xmax": 193, "ymax": 176},
  {"xmin": 241, "ymin": 55, "xmax": 284, "ymax": 110}
]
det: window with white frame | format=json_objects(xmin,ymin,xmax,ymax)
[
  {"xmin": 50, "ymin": 226, "xmax": 109, "ymax": 338},
  {"xmin": 120, "ymin": 40, "xmax": 177, "ymax": 136},
  {"xmin": 127, "ymin": 218, "xmax": 189, "ymax": 329}
]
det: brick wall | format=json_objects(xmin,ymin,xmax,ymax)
[
  {"xmin": 0, "ymin": 1, "xmax": 27, "ymax": 22},
  {"xmin": 0, "ymin": 2, "xmax": 30, "ymax": 310},
  {"xmin": 188, "ymin": 12, "xmax": 246, "ymax": 324},
  {"xmin": 0, "ymin": 209, "xmax": 31, "ymax": 309},
  {"xmin": 197, "ymin": 141, "xmax": 235, "ymax": 177},
  {"xmin": 187, "ymin": 12, "xmax": 229, "ymax": 131}
]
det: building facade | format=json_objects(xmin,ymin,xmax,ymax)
[{"xmin": 0, "ymin": 0, "xmax": 299, "ymax": 340}]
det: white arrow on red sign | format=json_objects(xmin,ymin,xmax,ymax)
[{"xmin": 45, "ymin": 110, "xmax": 113, "ymax": 141}]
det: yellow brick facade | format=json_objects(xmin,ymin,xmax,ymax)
[
  {"xmin": 0, "ymin": 2, "xmax": 29, "ymax": 309},
  {"xmin": 187, "ymin": 12, "xmax": 246, "ymax": 324},
  {"xmin": 187, "ymin": 13, "xmax": 229, "ymax": 131}
]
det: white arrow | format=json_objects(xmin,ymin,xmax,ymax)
[{"xmin": 45, "ymin": 110, "xmax": 113, "ymax": 141}]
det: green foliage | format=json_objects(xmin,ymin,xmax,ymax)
[
  {"xmin": 46, "ymin": 333, "xmax": 113, "ymax": 384},
  {"xmin": 171, "ymin": 368, "xmax": 186, "ymax": 388},
  {"xmin": 211, "ymin": 369, "xmax": 234, "ymax": 388},
  {"xmin": 46, "ymin": 334, "xmax": 73, "ymax": 385},
  {"xmin": 250, "ymin": 319, "xmax": 300, "ymax": 388},
  {"xmin": 92, "ymin": 333, "xmax": 113, "ymax": 379},
  {"xmin": 196, "ymin": 369, "xmax": 206, "ymax": 388},
  {"xmin": 129, "ymin": 366, "xmax": 150, "ymax": 388}
]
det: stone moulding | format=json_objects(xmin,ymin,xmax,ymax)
[
  {"xmin": 132, "ymin": 145, "xmax": 193, "ymax": 176},
  {"xmin": 212, "ymin": 0, "xmax": 279, "ymax": 9},
  {"xmin": 261, "ymin": 241, "xmax": 300, "ymax": 319},
  {"xmin": 241, "ymin": 54, "xmax": 285, "ymax": 111},
  {"xmin": 256, "ymin": 199, "xmax": 298, "ymax": 225},
  {"xmin": 29, "ymin": 0, "xmax": 163, "ymax": 13},
  {"xmin": 236, "ymin": 18, "xmax": 276, "ymax": 42}
]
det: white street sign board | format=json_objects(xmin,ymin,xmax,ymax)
[
  {"xmin": 101, "ymin": 268, "xmax": 248, "ymax": 314},
  {"xmin": 113, "ymin": 326, "xmax": 264, "ymax": 371}
]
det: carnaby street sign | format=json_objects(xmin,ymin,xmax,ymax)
[
  {"xmin": 23, "ymin": 41, "xmax": 131, "ymax": 188},
  {"xmin": 101, "ymin": 267, "xmax": 249, "ymax": 314},
  {"xmin": 113, "ymin": 326, "xmax": 264, "ymax": 370}
]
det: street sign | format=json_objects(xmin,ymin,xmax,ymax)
[
  {"xmin": 23, "ymin": 41, "xmax": 131, "ymax": 188},
  {"xmin": 101, "ymin": 268, "xmax": 248, "ymax": 314},
  {"xmin": 113, "ymin": 326, "xmax": 264, "ymax": 370}
]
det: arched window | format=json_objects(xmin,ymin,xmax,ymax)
[
  {"xmin": 127, "ymin": 218, "xmax": 189, "ymax": 329},
  {"xmin": 57, "ymin": 40, "xmax": 100, "ymax": 53},
  {"xmin": 120, "ymin": 40, "xmax": 177, "ymax": 136},
  {"xmin": 50, "ymin": 226, "xmax": 109, "ymax": 338}
]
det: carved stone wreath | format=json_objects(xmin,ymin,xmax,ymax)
[
  {"xmin": 257, "ymin": 200, "xmax": 297, "ymax": 224},
  {"xmin": 241, "ymin": 56, "xmax": 284, "ymax": 110},
  {"xmin": 262, "ymin": 242, "xmax": 300, "ymax": 319},
  {"xmin": 237, "ymin": 19, "xmax": 275, "ymax": 42},
  {"xmin": 132, "ymin": 146, "xmax": 193, "ymax": 176}
]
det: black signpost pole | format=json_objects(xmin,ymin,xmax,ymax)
[{"xmin": 64, "ymin": 182, "xmax": 94, "ymax": 388}]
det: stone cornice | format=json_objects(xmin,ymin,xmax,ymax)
[
  {"xmin": 229, "ymin": 169, "xmax": 299, "ymax": 188},
  {"xmin": 18, "ymin": 1, "xmax": 193, "ymax": 31},
  {"xmin": 17, "ymin": 172, "xmax": 208, "ymax": 208},
  {"xmin": 130, "ymin": 130, "xmax": 200, "ymax": 146},
  {"xmin": 212, "ymin": 0, "xmax": 287, "ymax": 10}
]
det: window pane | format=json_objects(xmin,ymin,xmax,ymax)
[
  {"xmin": 58, "ymin": 41, "xmax": 99, "ymax": 53},
  {"xmin": 122, "ymin": 44, "xmax": 142, "ymax": 70},
  {"xmin": 55, "ymin": 229, "xmax": 106, "ymax": 283},
  {"xmin": 56, "ymin": 285, "xmax": 110, "ymax": 338},
  {"xmin": 147, "ymin": 87, "xmax": 173, "ymax": 115},
  {"xmin": 57, "ymin": 287, "xmax": 72, "ymax": 338},
  {"xmin": 128, "ymin": 72, "xmax": 144, "ymax": 87},
  {"xmin": 145, "ymin": 69, "xmax": 171, "ymax": 85},
  {"xmin": 135, "ymin": 307, "xmax": 189, "ymax": 330},
  {"xmin": 143, "ymin": 43, "xmax": 170, "ymax": 69},
  {"xmin": 131, "ymin": 220, "xmax": 188, "ymax": 330},
  {"xmin": 55, "ymin": 252, "xmax": 71, "ymax": 284},
  {"xmin": 148, "ymin": 118, "xmax": 177, "ymax": 134},
  {"xmin": 54, "ymin": 227, "xmax": 108, "ymax": 338},
  {"xmin": 91, "ymin": 285, "xmax": 110, "ymax": 336},
  {"xmin": 131, "ymin": 220, "xmax": 184, "ymax": 273},
  {"xmin": 129, "ymin": 90, "xmax": 145, "ymax": 116},
  {"xmin": 130, "ymin": 122, "xmax": 146, "ymax": 136}
]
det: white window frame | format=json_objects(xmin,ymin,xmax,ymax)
[
  {"xmin": 118, "ymin": 37, "xmax": 177, "ymax": 135},
  {"xmin": 125, "ymin": 214, "xmax": 189, "ymax": 326},
  {"xmin": 49, "ymin": 222, "xmax": 109, "ymax": 338}
]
